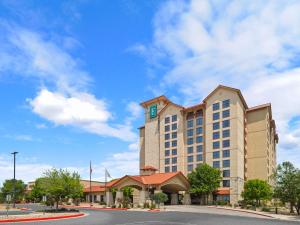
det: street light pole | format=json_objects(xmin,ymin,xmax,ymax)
[{"xmin": 11, "ymin": 151, "xmax": 18, "ymax": 208}]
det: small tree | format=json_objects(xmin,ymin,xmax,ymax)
[
  {"xmin": 242, "ymin": 179, "xmax": 272, "ymax": 206},
  {"xmin": 37, "ymin": 169, "xmax": 83, "ymax": 209},
  {"xmin": 153, "ymin": 192, "xmax": 168, "ymax": 206},
  {"xmin": 188, "ymin": 164, "xmax": 221, "ymax": 205},
  {"xmin": 0, "ymin": 179, "xmax": 26, "ymax": 203},
  {"xmin": 274, "ymin": 162, "xmax": 299, "ymax": 213}
]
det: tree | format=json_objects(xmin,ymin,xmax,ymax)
[
  {"xmin": 188, "ymin": 164, "xmax": 221, "ymax": 204},
  {"xmin": 241, "ymin": 179, "xmax": 272, "ymax": 206},
  {"xmin": 28, "ymin": 178, "xmax": 47, "ymax": 202},
  {"xmin": 36, "ymin": 169, "xmax": 83, "ymax": 209},
  {"xmin": 295, "ymin": 171, "xmax": 300, "ymax": 215},
  {"xmin": 274, "ymin": 162, "xmax": 299, "ymax": 213},
  {"xmin": 153, "ymin": 192, "xmax": 168, "ymax": 205},
  {"xmin": 0, "ymin": 179, "xmax": 26, "ymax": 203}
]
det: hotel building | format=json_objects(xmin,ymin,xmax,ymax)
[{"xmin": 139, "ymin": 85, "xmax": 278, "ymax": 204}]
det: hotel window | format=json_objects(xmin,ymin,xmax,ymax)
[
  {"xmin": 188, "ymin": 155, "xmax": 193, "ymax": 163},
  {"xmin": 172, "ymin": 166, "xmax": 177, "ymax": 172},
  {"xmin": 172, "ymin": 123, "xmax": 177, "ymax": 130},
  {"xmin": 223, "ymin": 140, "xmax": 230, "ymax": 148},
  {"xmin": 222, "ymin": 129, "xmax": 230, "ymax": 138},
  {"xmin": 187, "ymin": 120, "xmax": 194, "ymax": 128},
  {"xmin": 172, "ymin": 114, "xmax": 177, "ymax": 122},
  {"xmin": 223, "ymin": 150, "xmax": 230, "ymax": 158},
  {"xmin": 165, "ymin": 158, "xmax": 170, "ymax": 165},
  {"xmin": 196, "ymin": 136, "xmax": 203, "ymax": 143},
  {"xmin": 196, "ymin": 163, "xmax": 202, "ymax": 168},
  {"xmin": 172, "ymin": 132, "xmax": 177, "ymax": 139},
  {"xmin": 188, "ymin": 164, "xmax": 193, "ymax": 172},
  {"xmin": 222, "ymin": 99, "xmax": 230, "ymax": 108},
  {"xmin": 165, "ymin": 117, "xmax": 170, "ymax": 124},
  {"xmin": 172, "ymin": 157, "xmax": 177, "ymax": 164},
  {"xmin": 165, "ymin": 142, "xmax": 170, "ymax": 148},
  {"xmin": 197, "ymin": 154, "xmax": 203, "ymax": 161},
  {"xmin": 222, "ymin": 120, "xmax": 230, "ymax": 128},
  {"xmin": 165, "ymin": 167, "xmax": 170, "ymax": 173},
  {"xmin": 196, "ymin": 117, "xmax": 203, "ymax": 126},
  {"xmin": 165, "ymin": 125, "xmax": 170, "ymax": 132},
  {"xmin": 172, "ymin": 140, "xmax": 177, "ymax": 147},
  {"xmin": 187, "ymin": 138, "xmax": 193, "ymax": 145},
  {"xmin": 222, "ymin": 110, "xmax": 230, "ymax": 118},
  {"xmin": 187, "ymin": 129, "xmax": 193, "ymax": 137},
  {"xmin": 213, "ymin": 112, "xmax": 220, "ymax": 120},
  {"xmin": 213, "ymin": 102, "xmax": 220, "ymax": 111},
  {"xmin": 223, "ymin": 180, "xmax": 230, "ymax": 187},
  {"xmin": 197, "ymin": 145, "xmax": 203, "ymax": 153},
  {"xmin": 213, "ymin": 122, "xmax": 220, "ymax": 130},
  {"xmin": 187, "ymin": 146, "xmax": 193, "ymax": 154},
  {"xmin": 223, "ymin": 160, "xmax": 230, "ymax": 168},
  {"xmin": 213, "ymin": 141, "xmax": 220, "ymax": 149},
  {"xmin": 213, "ymin": 151, "xmax": 220, "ymax": 159},
  {"xmin": 196, "ymin": 127, "xmax": 203, "ymax": 135},
  {"xmin": 223, "ymin": 170, "xmax": 230, "ymax": 177},
  {"xmin": 165, "ymin": 150, "xmax": 170, "ymax": 157},
  {"xmin": 165, "ymin": 133, "xmax": 170, "ymax": 140},
  {"xmin": 213, "ymin": 131, "xmax": 220, "ymax": 140},
  {"xmin": 172, "ymin": 149, "xmax": 177, "ymax": 155},
  {"xmin": 213, "ymin": 161, "xmax": 220, "ymax": 168}
]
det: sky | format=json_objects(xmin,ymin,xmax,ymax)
[{"xmin": 1, "ymin": 0, "xmax": 300, "ymax": 185}]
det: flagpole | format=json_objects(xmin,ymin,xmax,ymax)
[
  {"xmin": 90, "ymin": 160, "xmax": 92, "ymax": 206},
  {"xmin": 104, "ymin": 168, "xmax": 107, "ymax": 205}
]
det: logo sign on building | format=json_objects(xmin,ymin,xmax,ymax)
[{"xmin": 149, "ymin": 104, "xmax": 157, "ymax": 119}]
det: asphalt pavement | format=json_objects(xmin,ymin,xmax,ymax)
[{"xmin": 1, "ymin": 204, "xmax": 299, "ymax": 225}]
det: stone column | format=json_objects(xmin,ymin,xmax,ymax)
[
  {"xmin": 106, "ymin": 191, "xmax": 113, "ymax": 207},
  {"xmin": 171, "ymin": 193, "xmax": 178, "ymax": 205},
  {"xmin": 139, "ymin": 188, "xmax": 148, "ymax": 206},
  {"xmin": 183, "ymin": 193, "xmax": 191, "ymax": 205},
  {"xmin": 115, "ymin": 190, "xmax": 124, "ymax": 206}
]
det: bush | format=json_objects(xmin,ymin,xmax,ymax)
[
  {"xmin": 37, "ymin": 208, "xmax": 79, "ymax": 213},
  {"xmin": 261, "ymin": 206, "xmax": 271, "ymax": 212},
  {"xmin": 153, "ymin": 193, "xmax": 168, "ymax": 205}
]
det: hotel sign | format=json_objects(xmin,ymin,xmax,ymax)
[{"xmin": 149, "ymin": 104, "xmax": 157, "ymax": 119}]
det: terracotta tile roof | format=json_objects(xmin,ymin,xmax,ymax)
[
  {"xmin": 83, "ymin": 172, "xmax": 189, "ymax": 193},
  {"xmin": 83, "ymin": 186, "xmax": 105, "ymax": 193},
  {"xmin": 141, "ymin": 165, "xmax": 157, "ymax": 171},
  {"xmin": 139, "ymin": 172, "xmax": 182, "ymax": 185},
  {"xmin": 215, "ymin": 188, "xmax": 230, "ymax": 195}
]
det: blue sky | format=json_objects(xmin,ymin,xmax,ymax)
[{"xmin": 1, "ymin": 0, "xmax": 300, "ymax": 185}]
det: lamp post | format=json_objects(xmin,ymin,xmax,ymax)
[{"xmin": 11, "ymin": 151, "xmax": 18, "ymax": 208}]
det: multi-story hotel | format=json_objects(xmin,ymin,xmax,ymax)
[{"xmin": 139, "ymin": 85, "xmax": 278, "ymax": 204}]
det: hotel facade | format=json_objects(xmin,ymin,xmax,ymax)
[{"xmin": 139, "ymin": 85, "xmax": 278, "ymax": 204}]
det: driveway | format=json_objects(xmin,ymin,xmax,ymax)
[{"xmin": 0, "ymin": 204, "xmax": 299, "ymax": 225}]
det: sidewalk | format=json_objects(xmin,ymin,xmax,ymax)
[{"xmin": 165, "ymin": 205, "xmax": 300, "ymax": 221}]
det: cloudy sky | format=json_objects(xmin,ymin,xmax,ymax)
[{"xmin": 0, "ymin": 0, "xmax": 300, "ymax": 185}]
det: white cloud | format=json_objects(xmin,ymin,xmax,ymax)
[
  {"xmin": 127, "ymin": 101, "xmax": 143, "ymax": 119},
  {"xmin": 141, "ymin": 0, "xmax": 300, "ymax": 167},
  {"xmin": 0, "ymin": 24, "xmax": 138, "ymax": 142}
]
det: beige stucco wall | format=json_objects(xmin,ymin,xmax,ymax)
[
  {"xmin": 143, "ymin": 100, "xmax": 168, "ymax": 170},
  {"xmin": 159, "ymin": 104, "xmax": 184, "ymax": 173},
  {"xmin": 205, "ymin": 88, "xmax": 245, "ymax": 204},
  {"xmin": 246, "ymin": 107, "xmax": 276, "ymax": 183}
]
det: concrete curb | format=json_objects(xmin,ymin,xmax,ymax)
[
  {"xmin": 0, "ymin": 213, "xmax": 85, "ymax": 223},
  {"xmin": 65, "ymin": 206, "xmax": 128, "ymax": 211},
  {"xmin": 207, "ymin": 206, "xmax": 275, "ymax": 218}
]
